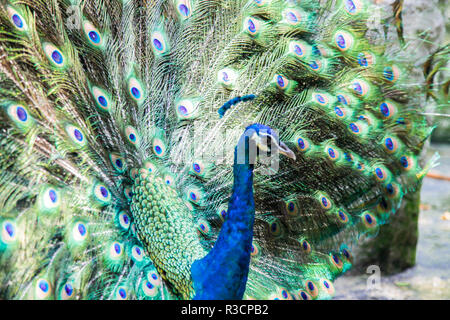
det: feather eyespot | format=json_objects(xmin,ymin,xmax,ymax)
[
  {"xmin": 379, "ymin": 101, "xmax": 397, "ymax": 119},
  {"xmin": 300, "ymin": 239, "xmax": 312, "ymax": 254},
  {"xmin": 43, "ymin": 43, "xmax": 66, "ymax": 67},
  {"xmin": 253, "ymin": 0, "xmax": 268, "ymax": 6},
  {"xmin": 151, "ymin": 31, "xmax": 169, "ymax": 55},
  {"xmin": 6, "ymin": 103, "xmax": 34, "ymax": 131},
  {"xmin": 117, "ymin": 211, "xmax": 131, "ymax": 231},
  {"xmin": 334, "ymin": 31, "xmax": 354, "ymax": 51},
  {"xmin": 334, "ymin": 106, "xmax": 346, "ymax": 118},
  {"xmin": 82, "ymin": 20, "xmax": 103, "ymax": 47},
  {"xmin": 109, "ymin": 153, "xmax": 126, "ymax": 173},
  {"xmin": 326, "ymin": 147, "xmax": 340, "ymax": 162},
  {"xmin": 131, "ymin": 245, "xmax": 144, "ymax": 262},
  {"xmin": 72, "ymin": 222, "xmax": 88, "ymax": 243},
  {"xmin": 268, "ymin": 219, "xmax": 283, "ymax": 237},
  {"xmin": 385, "ymin": 183, "xmax": 400, "ymax": 199},
  {"xmin": 357, "ymin": 51, "xmax": 376, "ymax": 67},
  {"xmin": 128, "ymin": 78, "xmax": 145, "ymax": 103},
  {"xmin": 399, "ymin": 155, "xmax": 415, "ymax": 171},
  {"xmin": 337, "ymin": 209, "xmax": 349, "ymax": 224},
  {"xmin": 125, "ymin": 126, "xmax": 140, "ymax": 146},
  {"xmin": 176, "ymin": 98, "xmax": 199, "ymax": 119},
  {"xmin": 176, "ymin": 0, "xmax": 192, "ymax": 18},
  {"xmin": 351, "ymin": 79, "xmax": 369, "ymax": 97},
  {"xmin": 142, "ymin": 280, "xmax": 158, "ymax": 297},
  {"xmin": 1, "ymin": 220, "xmax": 17, "ymax": 245},
  {"xmin": 93, "ymin": 183, "xmax": 111, "ymax": 205},
  {"xmin": 60, "ymin": 283, "xmax": 74, "ymax": 300},
  {"xmin": 362, "ymin": 212, "xmax": 377, "ymax": 228},
  {"xmin": 330, "ymin": 253, "xmax": 344, "ymax": 270},
  {"xmin": 383, "ymin": 65, "xmax": 400, "ymax": 83},
  {"xmin": 336, "ymin": 94, "xmax": 351, "ymax": 106},
  {"xmin": 297, "ymin": 290, "xmax": 312, "ymax": 300},
  {"xmin": 217, "ymin": 204, "xmax": 228, "ymax": 222},
  {"xmin": 320, "ymin": 279, "xmax": 335, "ymax": 296},
  {"xmin": 217, "ymin": 68, "xmax": 238, "ymax": 88},
  {"xmin": 147, "ymin": 270, "xmax": 162, "ymax": 287},
  {"xmin": 289, "ymin": 41, "xmax": 309, "ymax": 59},
  {"xmin": 109, "ymin": 241, "xmax": 124, "ymax": 259},
  {"xmin": 384, "ymin": 136, "xmax": 399, "ymax": 154},
  {"xmin": 308, "ymin": 60, "xmax": 323, "ymax": 72},
  {"xmin": 283, "ymin": 9, "xmax": 303, "ymax": 26},
  {"xmin": 250, "ymin": 242, "xmax": 260, "ymax": 257},
  {"xmin": 304, "ymin": 280, "xmax": 319, "ymax": 298},
  {"xmin": 152, "ymin": 138, "xmax": 166, "ymax": 157},
  {"xmin": 344, "ymin": 0, "xmax": 363, "ymax": 15},
  {"xmin": 274, "ymin": 74, "xmax": 289, "ymax": 90},
  {"xmin": 244, "ymin": 17, "xmax": 261, "ymax": 36},
  {"xmin": 197, "ymin": 219, "xmax": 211, "ymax": 236},
  {"xmin": 318, "ymin": 194, "xmax": 332, "ymax": 210},
  {"xmin": 373, "ymin": 167, "xmax": 387, "ymax": 182},
  {"xmin": 115, "ymin": 286, "xmax": 128, "ymax": 300},
  {"xmin": 7, "ymin": 6, "xmax": 28, "ymax": 32},
  {"xmin": 65, "ymin": 124, "xmax": 87, "ymax": 147},
  {"xmin": 313, "ymin": 93, "xmax": 329, "ymax": 106},
  {"xmin": 285, "ymin": 200, "xmax": 299, "ymax": 217},
  {"xmin": 35, "ymin": 278, "xmax": 52, "ymax": 300},
  {"xmin": 348, "ymin": 122, "xmax": 361, "ymax": 134},
  {"xmin": 91, "ymin": 86, "xmax": 111, "ymax": 111},
  {"xmin": 296, "ymin": 137, "xmax": 310, "ymax": 152},
  {"xmin": 164, "ymin": 174, "xmax": 175, "ymax": 187}
]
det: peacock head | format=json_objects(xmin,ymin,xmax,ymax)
[{"xmin": 235, "ymin": 123, "xmax": 296, "ymax": 165}]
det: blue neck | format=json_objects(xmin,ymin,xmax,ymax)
[{"xmin": 191, "ymin": 146, "xmax": 255, "ymax": 300}]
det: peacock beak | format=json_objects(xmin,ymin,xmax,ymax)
[
  {"xmin": 278, "ymin": 141, "xmax": 296, "ymax": 161},
  {"xmin": 253, "ymin": 132, "xmax": 296, "ymax": 161}
]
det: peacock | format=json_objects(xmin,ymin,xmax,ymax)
[{"xmin": 0, "ymin": 0, "xmax": 445, "ymax": 300}]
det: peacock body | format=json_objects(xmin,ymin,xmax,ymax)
[{"xmin": 0, "ymin": 0, "xmax": 443, "ymax": 300}]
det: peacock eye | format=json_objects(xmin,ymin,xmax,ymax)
[
  {"xmin": 379, "ymin": 101, "xmax": 397, "ymax": 119},
  {"xmin": 250, "ymin": 242, "xmax": 260, "ymax": 257},
  {"xmin": 308, "ymin": 59, "xmax": 323, "ymax": 71},
  {"xmin": 298, "ymin": 290, "xmax": 311, "ymax": 300},
  {"xmin": 65, "ymin": 124, "xmax": 87, "ymax": 147},
  {"xmin": 383, "ymin": 65, "xmax": 400, "ymax": 83},
  {"xmin": 1, "ymin": 220, "xmax": 17, "ymax": 244},
  {"xmin": 176, "ymin": 0, "xmax": 192, "ymax": 18},
  {"xmin": 125, "ymin": 126, "xmax": 140, "ymax": 146},
  {"xmin": 7, "ymin": 6, "xmax": 28, "ymax": 32},
  {"xmin": 147, "ymin": 270, "xmax": 162, "ymax": 286},
  {"xmin": 320, "ymin": 279, "xmax": 335, "ymax": 296},
  {"xmin": 164, "ymin": 174, "xmax": 175, "ymax": 187},
  {"xmin": 289, "ymin": 41, "xmax": 309, "ymax": 59},
  {"xmin": 94, "ymin": 183, "xmax": 111, "ymax": 203},
  {"xmin": 83, "ymin": 20, "xmax": 103, "ymax": 47},
  {"xmin": 305, "ymin": 280, "xmax": 319, "ymax": 298},
  {"xmin": 362, "ymin": 212, "xmax": 377, "ymax": 228},
  {"xmin": 274, "ymin": 74, "xmax": 289, "ymax": 90},
  {"xmin": 117, "ymin": 211, "xmax": 131, "ymax": 231},
  {"xmin": 283, "ymin": 9, "xmax": 302, "ymax": 26},
  {"xmin": 123, "ymin": 187, "xmax": 133, "ymax": 201},
  {"xmin": 35, "ymin": 278, "xmax": 52, "ymax": 299},
  {"xmin": 334, "ymin": 106, "xmax": 345, "ymax": 118},
  {"xmin": 344, "ymin": 0, "xmax": 363, "ymax": 15},
  {"xmin": 151, "ymin": 31, "xmax": 169, "ymax": 55},
  {"xmin": 142, "ymin": 280, "xmax": 158, "ymax": 297},
  {"xmin": 91, "ymin": 86, "xmax": 111, "ymax": 111},
  {"xmin": 43, "ymin": 43, "xmax": 66, "ymax": 67},
  {"xmin": 326, "ymin": 147, "xmax": 340, "ymax": 161},
  {"xmin": 384, "ymin": 136, "xmax": 399, "ymax": 153},
  {"xmin": 244, "ymin": 17, "xmax": 261, "ymax": 36},
  {"xmin": 301, "ymin": 239, "xmax": 311, "ymax": 254},
  {"xmin": 131, "ymin": 245, "xmax": 144, "ymax": 262},
  {"xmin": 330, "ymin": 253, "xmax": 343, "ymax": 270},
  {"xmin": 373, "ymin": 167, "xmax": 387, "ymax": 181},
  {"xmin": 128, "ymin": 77, "xmax": 145, "ymax": 103},
  {"xmin": 197, "ymin": 219, "xmax": 211, "ymax": 236},
  {"xmin": 337, "ymin": 210, "xmax": 349, "ymax": 224},
  {"xmin": 152, "ymin": 138, "xmax": 166, "ymax": 157},
  {"xmin": 351, "ymin": 79, "xmax": 369, "ymax": 97},
  {"xmin": 348, "ymin": 122, "xmax": 361, "ymax": 134},
  {"xmin": 72, "ymin": 222, "xmax": 88, "ymax": 242},
  {"xmin": 285, "ymin": 200, "xmax": 299, "ymax": 217},
  {"xmin": 109, "ymin": 241, "xmax": 124, "ymax": 259},
  {"xmin": 399, "ymin": 155, "xmax": 414, "ymax": 171},
  {"xmin": 115, "ymin": 286, "xmax": 128, "ymax": 300},
  {"xmin": 334, "ymin": 31, "xmax": 354, "ymax": 51},
  {"xmin": 109, "ymin": 153, "xmax": 126, "ymax": 173},
  {"xmin": 60, "ymin": 283, "xmax": 74, "ymax": 300},
  {"xmin": 217, "ymin": 68, "xmax": 238, "ymax": 87},
  {"xmin": 314, "ymin": 93, "xmax": 329, "ymax": 106},
  {"xmin": 176, "ymin": 98, "xmax": 199, "ymax": 119}
]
